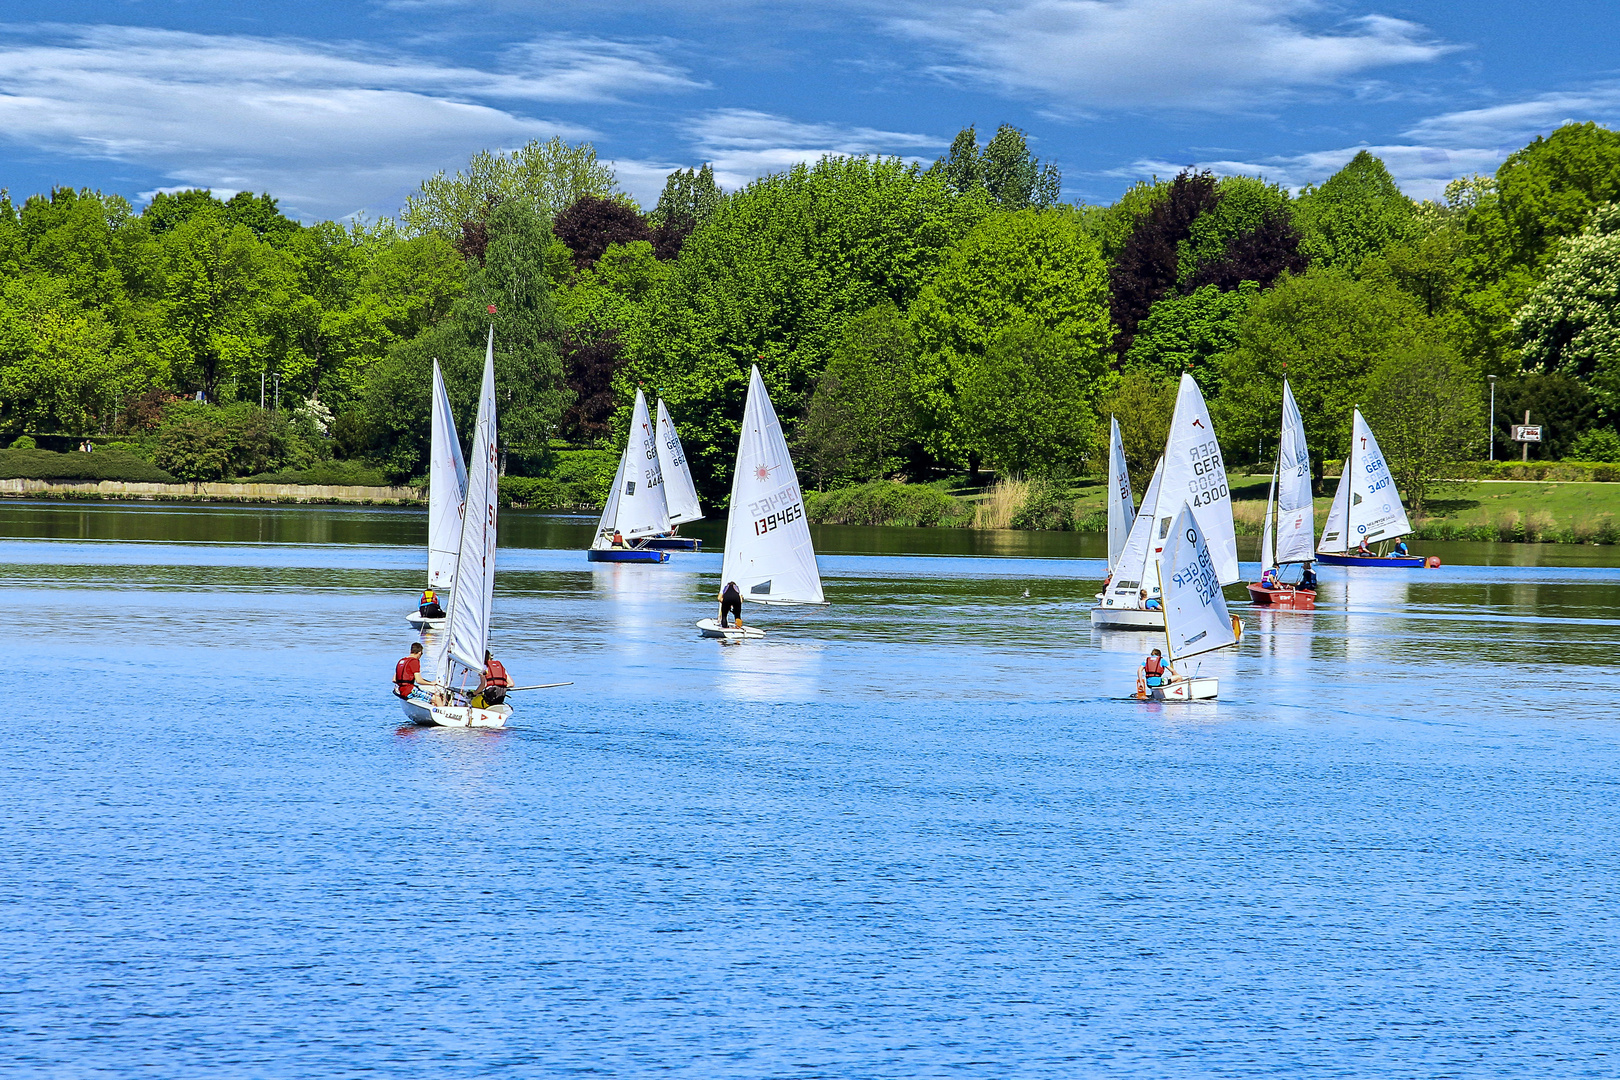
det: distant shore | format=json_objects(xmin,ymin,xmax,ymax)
[{"xmin": 0, "ymin": 478, "xmax": 422, "ymax": 505}]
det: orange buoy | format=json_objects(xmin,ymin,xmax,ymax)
[{"xmin": 1425, "ymin": 555, "xmax": 1442, "ymax": 568}]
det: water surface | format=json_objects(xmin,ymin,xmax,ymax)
[{"xmin": 2, "ymin": 502, "xmax": 1618, "ymax": 1078}]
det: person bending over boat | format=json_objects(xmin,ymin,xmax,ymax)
[
  {"xmin": 719, "ymin": 580, "xmax": 744, "ymax": 628},
  {"xmin": 1138, "ymin": 588, "xmax": 1162, "ymax": 611},
  {"xmin": 394, "ymin": 642, "xmax": 424, "ymax": 698},
  {"xmin": 419, "ymin": 588, "xmax": 445, "ymax": 620},
  {"xmin": 472, "ymin": 650, "xmax": 509, "ymax": 707}
]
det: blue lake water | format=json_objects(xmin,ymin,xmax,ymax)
[{"xmin": 2, "ymin": 502, "xmax": 1619, "ymax": 1078}]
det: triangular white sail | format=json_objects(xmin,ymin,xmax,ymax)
[
  {"xmin": 1107, "ymin": 455, "xmax": 1162, "ymax": 602},
  {"xmin": 1160, "ymin": 502, "xmax": 1238, "ymax": 662},
  {"xmin": 1274, "ymin": 379, "xmax": 1315, "ymax": 564},
  {"xmin": 431, "ymin": 328, "xmax": 498, "ymax": 686},
  {"xmin": 655, "ymin": 398, "xmax": 704, "ymax": 526},
  {"xmin": 592, "ymin": 446, "xmax": 627, "ymax": 548},
  {"xmin": 1150, "ymin": 374, "xmax": 1239, "ymax": 585},
  {"xmin": 1260, "ymin": 467, "xmax": 1276, "ymax": 573},
  {"xmin": 720, "ymin": 366, "xmax": 824, "ymax": 605},
  {"xmin": 427, "ymin": 359, "xmax": 468, "ymax": 593},
  {"xmin": 1106, "ymin": 416, "xmax": 1135, "ymax": 572},
  {"xmin": 608, "ymin": 389, "xmax": 670, "ymax": 540},
  {"xmin": 1319, "ymin": 409, "xmax": 1411, "ymax": 553}
]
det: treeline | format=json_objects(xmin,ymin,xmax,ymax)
[{"xmin": 4, "ymin": 123, "xmax": 1620, "ymax": 511}]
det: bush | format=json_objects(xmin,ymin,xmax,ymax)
[
  {"xmin": 1009, "ymin": 475, "xmax": 1078, "ymax": 530},
  {"xmin": 0, "ymin": 448, "xmax": 176, "ymax": 483},
  {"xmin": 548, "ymin": 448, "xmax": 618, "ymax": 505},
  {"xmin": 1569, "ymin": 428, "xmax": 1620, "ymax": 463},
  {"xmin": 240, "ymin": 461, "xmax": 390, "ymax": 486},
  {"xmin": 499, "ymin": 475, "xmax": 562, "ymax": 509},
  {"xmin": 9, "ymin": 436, "xmax": 36, "ymax": 450},
  {"xmin": 805, "ymin": 481, "xmax": 972, "ymax": 527},
  {"xmin": 153, "ymin": 402, "xmax": 330, "ymax": 482}
]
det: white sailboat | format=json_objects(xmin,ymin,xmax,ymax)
[
  {"xmin": 1137, "ymin": 502, "xmax": 1240, "ymax": 701},
  {"xmin": 402, "ymin": 330, "xmax": 511, "ymax": 728},
  {"xmin": 697, "ymin": 365, "xmax": 825, "ymax": 639},
  {"xmin": 1105, "ymin": 415, "xmax": 1135, "ymax": 573},
  {"xmin": 655, "ymin": 398, "xmax": 704, "ymax": 527},
  {"xmin": 1248, "ymin": 378, "xmax": 1319, "ymax": 606},
  {"xmin": 1316, "ymin": 409, "xmax": 1426, "ymax": 567},
  {"xmin": 1092, "ymin": 373, "xmax": 1238, "ymax": 629},
  {"xmin": 406, "ymin": 359, "xmax": 467, "ymax": 630},
  {"xmin": 587, "ymin": 388, "xmax": 672, "ymax": 564}
]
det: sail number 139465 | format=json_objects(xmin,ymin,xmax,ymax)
[{"xmin": 755, "ymin": 502, "xmax": 803, "ymax": 534}]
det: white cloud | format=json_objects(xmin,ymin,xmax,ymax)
[
  {"xmin": 0, "ymin": 24, "xmax": 702, "ymax": 218},
  {"xmin": 1403, "ymin": 85, "xmax": 1620, "ymax": 149},
  {"xmin": 684, "ymin": 108, "xmax": 940, "ymax": 189},
  {"xmin": 884, "ymin": 0, "xmax": 1454, "ymax": 112}
]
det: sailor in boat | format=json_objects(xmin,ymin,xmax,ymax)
[
  {"xmin": 1357, "ymin": 536, "xmax": 1373, "ymax": 557},
  {"xmin": 1300, "ymin": 565, "xmax": 1318, "ymax": 590},
  {"xmin": 1142, "ymin": 649, "xmax": 1167, "ymax": 689},
  {"xmin": 394, "ymin": 642, "xmax": 424, "ymax": 698},
  {"xmin": 1260, "ymin": 565, "xmax": 1279, "ymax": 590},
  {"xmin": 418, "ymin": 588, "xmax": 445, "ymax": 620},
  {"xmin": 471, "ymin": 651, "xmax": 509, "ymax": 707},
  {"xmin": 1392, "ymin": 539, "xmax": 1410, "ymax": 558},
  {"xmin": 1138, "ymin": 588, "xmax": 1163, "ymax": 611},
  {"xmin": 718, "ymin": 580, "xmax": 744, "ymax": 628}
]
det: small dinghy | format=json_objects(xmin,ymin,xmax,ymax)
[
  {"xmin": 405, "ymin": 358, "xmax": 467, "ymax": 629},
  {"xmin": 1248, "ymin": 379, "xmax": 1319, "ymax": 609},
  {"xmin": 1094, "ymin": 374, "xmax": 1239, "ymax": 629},
  {"xmin": 402, "ymin": 330, "xmax": 514, "ymax": 729},
  {"xmin": 697, "ymin": 365, "xmax": 825, "ymax": 637},
  {"xmin": 588, "ymin": 389, "xmax": 677, "ymax": 564},
  {"xmin": 1134, "ymin": 503, "xmax": 1241, "ymax": 702},
  {"xmin": 1316, "ymin": 409, "xmax": 1437, "ymax": 568}
]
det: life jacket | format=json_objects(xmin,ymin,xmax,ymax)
[
  {"xmin": 1143, "ymin": 654, "xmax": 1165, "ymax": 677},
  {"xmin": 394, "ymin": 656, "xmax": 420, "ymax": 698},
  {"xmin": 421, "ymin": 588, "xmax": 436, "ymax": 605},
  {"xmin": 485, "ymin": 658, "xmax": 509, "ymax": 688}
]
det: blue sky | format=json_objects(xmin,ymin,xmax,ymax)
[{"xmin": 2, "ymin": 1, "xmax": 1618, "ymax": 221}]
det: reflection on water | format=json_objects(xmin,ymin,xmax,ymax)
[{"xmin": 4, "ymin": 502, "xmax": 1620, "ymax": 1078}]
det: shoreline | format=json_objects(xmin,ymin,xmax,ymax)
[{"xmin": 0, "ymin": 478, "xmax": 423, "ymax": 505}]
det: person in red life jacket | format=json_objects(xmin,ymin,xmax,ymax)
[
  {"xmin": 419, "ymin": 588, "xmax": 445, "ymax": 619},
  {"xmin": 1141, "ymin": 648, "xmax": 1167, "ymax": 688},
  {"xmin": 474, "ymin": 650, "xmax": 510, "ymax": 707},
  {"xmin": 1357, "ymin": 536, "xmax": 1372, "ymax": 557},
  {"xmin": 611, "ymin": 529, "xmax": 624, "ymax": 547},
  {"xmin": 394, "ymin": 642, "xmax": 424, "ymax": 698}
]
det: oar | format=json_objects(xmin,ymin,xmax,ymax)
[{"xmin": 505, "ymin": 682, "xmax": 574, "ymax": 692}]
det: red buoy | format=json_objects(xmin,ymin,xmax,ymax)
[{"xmin": 1425, "ymin": 555, "xmax": 1442, "ymax": 568}]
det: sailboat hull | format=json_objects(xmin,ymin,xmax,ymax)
[
  {"xmin": 405, "ymin": 611, "xmax": 446, "ymax": 630},
  {"xmin": 696, "ymin": 618, "xmax": 766, "ymax": 639},
  {"xmin": 1246, "ymin": 583, "xmax": 1317, "ymax": 608},
  {"xmin": 1138, "ymin": 677, "xmax": 1219, "ymax": 701},
  {"xmin": 400, "ymin": 695, "xmax": 511, "ymax": 728},
  {"xmin": 1090, "ymin": 605, "xmax": 1165, "ymax": 630},
  {"xmin": 586, "ymin": 548, "xmax": 669, "ymax": 563},
  {"xmin": 1315, "ymin": 553, "xmax": 1430, "ymax": 568},
  {"xmin": 643, "ymin": 537, "xmax": 701, "ymax": 552}
]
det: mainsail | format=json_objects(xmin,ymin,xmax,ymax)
[
  {"xmin": 655, "ymin": 398, "xmax": 704, "ymax": 525},
  {"xmin": 1133, "ymin": 374, "xmax": 1239, "ymax": 588},
  {"xmin": 1107, "ymin": 455, "xmax": 1163, "ymax": 603},
  {"xmin": 606, "ymin": 389, "xmax": 670, "ymax": 540},
  {"xmin": 429, "ymin": 328, "xmax": 498, "ymax": 687},
  {"xmin": 1274, "ymin": 379, "xmax": 1315, "ymax": 565},
  {"xmin": 1106, "ymin": 416, "xmax": 1135, "ymax": 572},
  {"xmin": 1318, "ymin": 408, "xmax": 1412, "ymax": 553},
  {"xmin": 1259, "ymin": 467, "xmax": 1276, "ymax": 573},
  {"xmin": 427, "ymin": 358, "xmax": 468, "ymax": 592},
  {"xmin": 720, "ymin": 366, "xmax": 824, "ymax": 605},
  {"xmin": 1160, "ymin": 502, "xmax": 1238, "ymax": 662}
]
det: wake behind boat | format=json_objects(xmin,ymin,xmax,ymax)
[{"xmin": 698, "ymin": 365, "xmax": 824, "ymax": 639}]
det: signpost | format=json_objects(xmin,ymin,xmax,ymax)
[{"xmin": 1512, "ymin": 410, "xmax": 1542, "ymax": 462}]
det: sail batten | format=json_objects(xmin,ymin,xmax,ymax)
[
  {"xmin": 720, "ymin": 366, "xmax": 824, "ymax": 606},
  {"xmin": 655, "ymin": 399, "xmax": 704, "ymax": 525}
]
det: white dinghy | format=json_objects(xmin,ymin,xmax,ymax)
[
  {"xmin": 1136, "ymin": 502, "xmax": 1240, "ymax": 701},
  {"xmin": 587, "ymin": 388, "xmax": 673, "ymax": 564},
  {"xmin": 1248, "ymin": 378, "xmax": 1320, "ymax": 607},
  {"xmin": 402, "ymin": 330, "xmax": 512, "ymax": 728},
  {"xmin": 655, "ymin": 398, "xmax": 705, "ymax": 529},
  {"xmin": 1316, "ymin": 409, "xmax": 1429, "ymax": 567},
  {"xmin": 697, "ymin": 366, "xmax": 825, "ymax": 639},
  {"xmin": 406, "ymin": 359, "xmax": 467, "ymax": 630},
  {"xmin": 1093, "ymin": 373, "xmax": 1238, "ymax": 629}
]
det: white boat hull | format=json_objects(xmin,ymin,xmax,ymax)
[
  {"xmin": 696, "ymin": 618, "xmax": 766, "ymax": 639},
  {"xmin": 1090, "ymin": 605, "xmax": 1165, "ymax": 630},
  {"xmin": 405, "ymin": 611, "xmax": 446, "ymax": 630},
  {"xmin": 400, "ymin": 695, "xmax": 511, "ymax": 728},
  {"xmin": 1144, "ymin": 677, "xmax": 1218, "ymax": 702}
]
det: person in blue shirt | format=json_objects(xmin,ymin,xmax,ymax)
[
  {"xmin": 1260, "ymin": 566, "xmax": 1279, "ymax": 589},
  {"xmin": 1139, "ymin": 588, "xmax": 1162, "ymax": 611},
  {"xmin": 1392, "ymin": 539, "xmax": 1410, "ymax": 558}
]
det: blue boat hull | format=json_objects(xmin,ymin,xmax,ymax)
[
  {"xmin": 1315, "ymin": 553, "xmax": 1428, "ymax": 568},
  {"xmin": 642, "ymin": 537, "xmax": 702, "ymax": 552},
  {"xmin": 586, "ymin": 548, "xmax": 669, "ymax": 564}
]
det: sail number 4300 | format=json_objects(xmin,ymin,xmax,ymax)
[{"xmin": 755, "ymin": 502, "xmax": 803, "ymax": 534}]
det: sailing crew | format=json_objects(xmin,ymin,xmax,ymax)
[
  {"xmin": 1139, "ymin": 588, "xmax": 1162, "ymax": 611},
  {"xmin": 1260, "ymin": 566, "xmax": 1279, "ymax": 589},
  {"xmin": 474, "ymin": 650, "xmax": 510, "ymax": 707},
  {"xmin": 1300, "ymin": 565, "xmax": 1319, "ymax": 591},
  {"xmin": 1357, "ymin": 536, "xmax": 1373, "ymax": 557},
  {"xmin": 1142, "ymin": 649, "xmax": 1167, "ymax": 688},
  {"xmin": 1393, "ymin": 539, "xmax": 1410, "ymax": 558},
  {"xmin": 611, "ymin": 529, "xmax": 624, "ymax": 548},
  {"xmin": 719, "ymin": 580, "xmax": 743, "ymax": 628},
  {"xmin": 419, "ymin": 588, "xmax": 445, "ymax": 620},
  {"xmin": 394, "ymin": 642, "xmax": 424, "ymax": 698}
]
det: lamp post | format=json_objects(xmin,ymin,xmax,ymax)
[{"xmin": 1487, "ymin": 375, "xmax": 1497, "ymax": 461}]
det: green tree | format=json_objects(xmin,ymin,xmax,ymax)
[
  {"xmin": 1076, "ymin": 179, "xmax": 1166, "ymax": 264},
  {"xmin": 650, "ymin": 164, "xmax": 722, "ymax": 227},
  {"xmin": 1213, "ymin": 266, "xmax": 1430, "ymax": 482},
  {"xmin": 400, "ymin": 138, "xmax": 623, "ymax": 240},
  {"xmin": 1092, "ymin": 368, "xmax": 1178, "ymax": 492},
  {"xmin": 798, "ymin": 303, "xmax": 918, "ymax": 486},
  {"xmin": 1124, "ymin": 281, "xmax": 1260, "ymax": 392},
  {"xmin": 909, "ymin": 208, "xmax": 1112, "ymax": 464},
  {"xmin": 958, "ymin": 320, "xmax": 1095, "ymax": 475},
  {"xmin": 1515, "ymin": 203, "xmax": 1620, "ymax": 413},
  {"xmin": 636, "ymin": 155, "xmax": 989, "ymax": 494},
  {"xmin": 1362, "ymin": 341, "xmax": 1482, "ymax": 513},
  {"xmin": 1294, "ymin": 151, "xmax": 1415, "ymax": 270},
  {"xmin": 0, "ymin": 276, "xmax": 137, "ymax": 437},
  {"xmin": 928, "ymin": 124, "xmax": 1060, "ymax": 209},
  {"xmin": 1177, "ymin": 176, "xmax": 1295, "ymax": 286}
]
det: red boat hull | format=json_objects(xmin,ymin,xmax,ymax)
[{"xmin": 1246, "ymin": 583, "xmax": 1317, "ymax": 609}]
